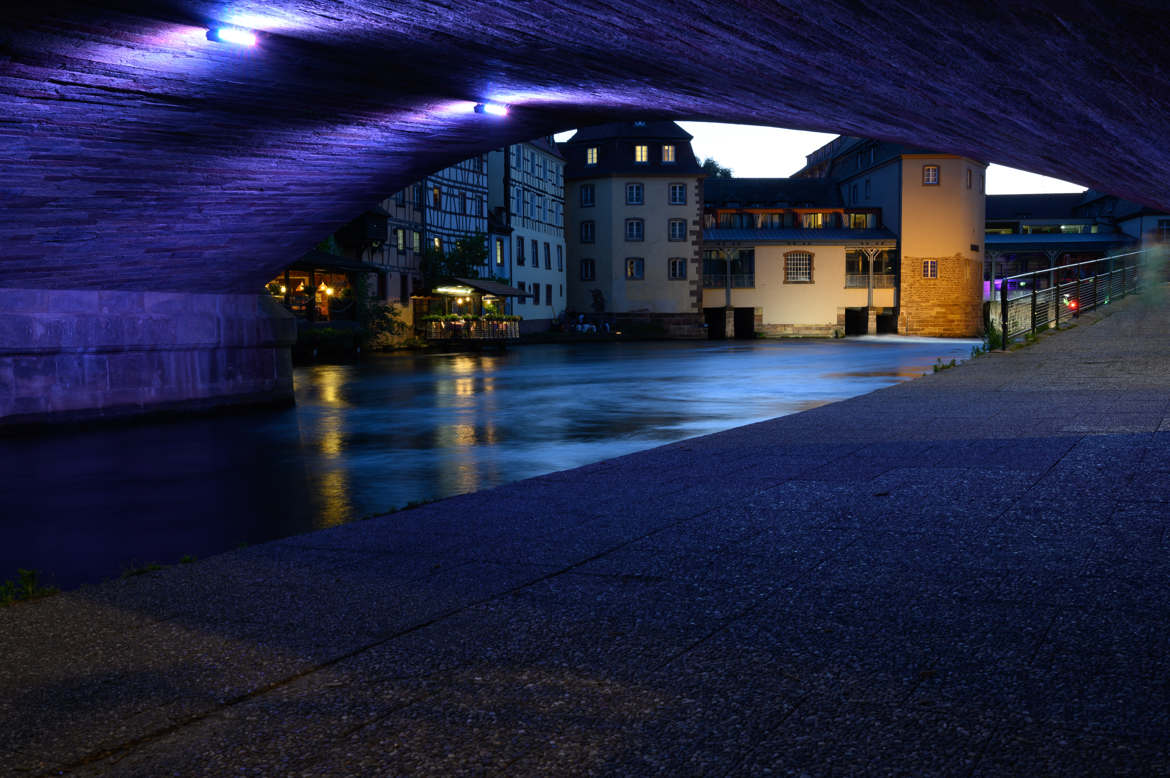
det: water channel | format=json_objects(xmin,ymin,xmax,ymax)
[{"xmin": 2, "ymin": 337, "xmax": 978, "ymax": 589}]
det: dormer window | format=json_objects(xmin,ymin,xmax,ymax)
[
  {"xmin": 662, "ymin": 144, "xmax": 676, "ymax": 163},
  {"xmin": 634, "ymin": 144, "xmax": 649, "ymax": 164},
  {"xmin": 586, "ymin": 147, "xmax": 598, "ymax": 166}
]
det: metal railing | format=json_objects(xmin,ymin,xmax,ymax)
[
  {"xmin": 990, "ymin": 249, "xmax": 1148, "ymax": 349},
  {"xmin": 845, "ymin": 274, "xmax": 896, "ymax": 289},
  {"xmin": 702, "ymin": 274, "xmax": 755, "ymax": 289},
  {"xmin": 425, "ymin": 320, "xmax": 519, "ymax": 341}
]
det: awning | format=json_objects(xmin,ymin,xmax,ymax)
[
  {"xmin": 451, "ymin": 277, "xmax": 530, "ymax": 297},
  {"xmin": 288, "ymin": 250, "xmax": 387, "ymax": 274}
]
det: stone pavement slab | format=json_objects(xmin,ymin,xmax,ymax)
[{"xmin": 3, "ymin": 290, "xmax": 1170, "ymax": 776}]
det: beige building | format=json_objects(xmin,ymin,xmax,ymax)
[
  {"xmin": 561, "ymin": 122, "xmax": 705, "ymax": 337},
  {"xmin": 701, "ymin": 138, "xmax": 987, "ymax": 338}
]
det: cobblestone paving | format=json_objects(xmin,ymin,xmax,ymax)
[{"xmin": 3, "ymin": 290, "xmax": 1169, "ymax": 776}]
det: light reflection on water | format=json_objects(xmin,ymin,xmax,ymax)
[{"xmin": 1, "ymin": 337, "xmax": 977, "ymax": 587}]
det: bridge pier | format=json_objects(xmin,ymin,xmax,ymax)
[{"xmin": 0, "ymin": 289, "xmax": 295, "ymax": 427}]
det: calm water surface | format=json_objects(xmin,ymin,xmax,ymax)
[{"xmin": 1, "ymin": 337, "xmax": 977, "ymax": 588}]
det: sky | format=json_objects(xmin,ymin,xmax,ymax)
[{"xmin": 556, "ymin": 122, "xmax": 1086, "ymax": 195}]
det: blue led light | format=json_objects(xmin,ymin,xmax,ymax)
[
  {"xmin": 207, "ymin": 27, "xmax": 258, "ymax": 46},
  {"xmin": 474, "ymin": 102, "xmax": 508, "ymax": 117}
]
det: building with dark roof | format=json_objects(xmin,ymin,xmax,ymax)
[{"xmin": 560, "ymin": 122, "xmax": 705, "ymax": 336}]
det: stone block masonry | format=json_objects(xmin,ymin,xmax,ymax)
[
  {"xmin": 0, "ymin": 289, "xmax": 296, "ymax": 427},
  {"xmin": 898, "ymin": 254, "xmax": 984, "ymax": 337}
]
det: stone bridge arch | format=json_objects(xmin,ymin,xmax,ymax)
[{"xmin": 2, "ymin": 1, "xmax": 1168, "ymax": 423}]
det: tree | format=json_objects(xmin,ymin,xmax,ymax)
[
  {"xmin": 420, "ymin": 233, "xmax": 488, "ymax": 289},
  {"xmin": 701, "ymin": 157, "xmax": 733, "ymax": 178}
]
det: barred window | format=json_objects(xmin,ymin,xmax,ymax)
[{"xmin": 785, "ymin": 251, "xmax": 813, "ymax": 283}]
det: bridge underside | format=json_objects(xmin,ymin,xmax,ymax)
[{"xmin": 2, "ymin": 1, "xmax": 1168, "ymax": 422}]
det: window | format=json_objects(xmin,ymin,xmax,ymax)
[
  {"xmin": 586, "ymin": 147, "xmax": 598, "ymax": 165},
  {"xmin": 668, "ymin": 257, "xmax": 687, "ymax": 280},
  {"xmin": 980, "ymin": 173, "xmax": 986, "ymax": 194},
  {"xmin": 625, "ymin": 218, "xmax": 644, "ymax": 241},
  {"xmin": 531, "ymin": 239, "xmax": 538, "ymax": 266},
  {"xmin": 967, "ymin": 168, "xmax": 973, "ymax": 189},
  {"xmin": 625, "ymin": 257, "xmax": 644, "ymax": 280},
  {"xmin": 545, "ymin": 284, "xmax": 552, "ymax": 305},
  {"xmin": 626, "ymin": 183, "xmax": 644, "ymax": 205},
  {"xmin": 517, "ymin": 281, "xmax": 526, "ymax": 301},
  {"xmin": 662, "ymin": 144, "xmax": 676, "ymax": 163},
  {"xmin": 579, "ymin": 184, "xmax": 595, "ymax": 207},
  {"xmin": 580, "ymin": 258, "xmax": 596, "ymax": 281},
  {"xmin": 922, "ymin": 165, "xmax": 940, "ymax": 185},
  {"xmin": 495, "ymin": 238, "xmax": 504, "ymax": 266},
  {"xmin": 851, "ymin": 183, "xmax": 858, "ymax": 203},
  {"xmin": 395, "ymin": 190, "xmax": 405, "ymax": 205},
  {"xmin": 785, "ymin": 251, "xmax": 813, "ymax": 283},
  {"xmin": 395, "ymin": 228, "xmax": 405, "ymax": 252},
  {"xmin": 532, "ymin": 283, "xmax": 540, "ymax": 304},
  {"xmin": 516, "ymin": 237, "xmax": 525, "ymax": 265},
  {"xmin": 556, "ymin": 245, "xmax": 563, "ymax": 271},
  {"xmin": 512, "ymin": 145, "xmax": 521, "ymax": 168},
  {"xmin": 669, "ymin": 183, "xmax": 687, "ymax": 205},
  {"xmin": 923, "ymin": 259, "xmax": 938, "ymax": 278},
  {"xmin": 634, "ymin": 144, "xmax": 648, "ymax": 163},
  {"xmin": 432, "ymin": 236, "xmax": 442, "ymax": 253},
  {"xmin": 580, "ymin": 221, "xmax": 595, "ymax": 243},
  {"xmin": 412, "ymin": 231, "xmax": 421, "ymax": 252},
  {"xmin": 849, "ymin": 213, "xmax": 870, "ymax": 229},
  {"xmin": 432, "ymin": 186, "xmax": 441, "ymax": 209},
  {"xmin": 870, "ymin": 148, "xmax": 876, "ymax": 164},
  {"xmin": 513, "ymin": 188, "xmax": 523, "ymax": 216},
  {"xmin": 802, "ymin": 212, "xmax": 823, "ymax": 229},
  {"xmin": 413, "ymin": 184, "xmax": 422, "ymax": 205},
  {"xmin": 461, "ymin": 191, "xmax": 467, "ymax": 215},
  {"xmin": 702, "ymin": 249, "xmax": 755, "ymax": 288},
  {"xmin": 669, "ymin": 218, "xmax": 687, "ymax": 241},
  {"xmin": 544, "ymin": 242, "xmax": 551, "ymax": 269},
  {"xmin": 864, "ymin": 178, "xmax": 871, "ymax": 199}
]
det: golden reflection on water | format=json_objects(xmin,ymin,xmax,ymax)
[
  {"xmin": 315, "ymin": 366, "xmax": 351, "ymax": 407},
  {"xmin": 315, "ymin": 469, "xmax": 351, "ymax": 528}
]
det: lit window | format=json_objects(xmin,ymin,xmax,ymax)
[
  {"xmin": 495, "ymin": 238, "xmax": 504, "ymax": 266},
  {"xmin": 625, "ymin": 218, "xmax": 644, "ymax": 241},
  {"xmin": 580, "ymin": 221, "xmax": 595, "ymax": 243},
  {"xmin": 412, "ymin": 231, "xmax": 421, "ymax": 252},
  {"xmin": 669, "ymin": 218, "xmax": 687, "ymax": 241},
  {"xmin": 580, "ymin": 258, "xmax": 596, "ymax": 281},
  {"xmin": 662, "ymin": 144, "xmax": 676, "ymax": 163},
  {"xmin": 849, "ymin": 213, "xmax": 869, "ymax": 229},
  {"xmin": 669, "ymin": 257, "xmax": 687, "ymax": 280},
  {"xmin": 802, "ymin": 212, "xmax": 823, "ymax": 229},
  {"xmin": 634, "ymin": 144, "xmax": 648, "ymax": 163},
  {"xmin": 625, "ymin": 257, "xmax": 644, "ymax": 280},
  {"xmin": 586, "ymin": 147, "xmax": 598, "ymax": 165},
  {"xmin": 432, "ymin": 236, "xmax": 442, "ymax": 253},
  {"xmin": 432, "ymin": 186, "xmax": 441, "ymax": 209},
  {"xmin": 923, "ymin": 165, "xmax": 940, "ymax": 185},
  {"xmin": 923, "ymin": 259, "xmax": 938, "ymax": 278},
  {"xmin": 396, "ymin": 229, "xmax": 405, "ymax": 252},
  {"xmin": 669, "ymin": 183, "xmax": 687, "ymax": 205},
  {"xmin": 785, "ymin": 251, "xmax": 813, "ymax": 283},
  {"xmin": 579, "ymin": 184, "xmax": 595, "ymax": 207},
  {"xmin": 626, "ymin": 183, "xmax": 644, "ymax": 205}
]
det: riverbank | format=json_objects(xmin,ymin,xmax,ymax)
[{"xmin": 2, "ymin": 290, "xmax": 1167, "ymax": 774}]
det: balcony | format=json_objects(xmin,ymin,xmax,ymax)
[
  {"xmin": 845, "ymin": 274, "xmax": 896, "ymax": 288},
  {"xmin": 702, "ymin": 274, "xmax": 755, "ymax": 289}
]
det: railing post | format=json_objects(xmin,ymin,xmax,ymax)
[
  {"xmin": 1030, "ymin": 278, "xmax": 1037, "ymax": 335},
  {"xmin": 1094, "ymin": 263, "xmax": 1100, "ymax": 311},
  {"xmin": 1054, "ymin": 273, "xmax": 1061, "ymax": 330},
  {"xmin": 1000, "ymin": 273, "xmax": 1008, "ymax": 350}
]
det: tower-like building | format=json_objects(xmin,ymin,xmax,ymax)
[{"xmin": 561, "ymin": 122, "xmax": 705, "ymax": 337}]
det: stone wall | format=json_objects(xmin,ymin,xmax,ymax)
[
  {"xmin": 0, "ymin": 290, "xmax": 296, "ymax": 427},
  {"xmin": 898, "ymin": 254, "xmax": 984, "ymax": 337}
]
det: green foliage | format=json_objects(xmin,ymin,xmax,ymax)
[
  {"xmin": 0, "ymin": 569, "xmax": 58, "ymax": 606},
  {"xmin": 701, "ymin": 157, "xmax": 733, "ymax": 178},
  {"xmin": 420, "ymin": 233, "xmax": 489, "ymax": 288},
  {"xmin": 932, "ymin": 357, "xmax": 958, "ymax": 373},
  {"xmin": 985, "ymin": 322, "xmax": 1003, "ymax": 350}
]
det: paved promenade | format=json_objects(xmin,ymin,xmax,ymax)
[{"xmin": 3, "ymin": 291, "xmax": 1170, "ymax": 776}]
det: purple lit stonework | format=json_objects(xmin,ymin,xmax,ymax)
[{"xmin": 1, "ymin": 1, "xmax": 1168, "ymax": 422}]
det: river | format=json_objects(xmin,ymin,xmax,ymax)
[{"xmin": 1, "ymin": 336, "xmax": 978, "ymax": 588}]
